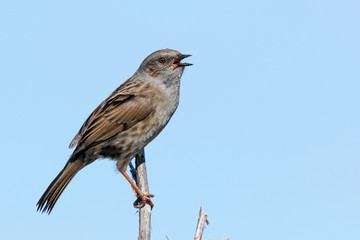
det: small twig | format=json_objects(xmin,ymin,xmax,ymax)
[
  {"xmin": 134, "ymin": 148, "xmax": 152, "ymax": 240},
  {"xmin": 194, "ymin": 207, "xmax": 209, "ymax": 240}
]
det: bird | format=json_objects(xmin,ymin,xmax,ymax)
[{"xmin": 37, "ymin": 49, "xmax": 192, "ymax": 214}]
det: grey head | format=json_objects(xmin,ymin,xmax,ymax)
[{"xmin": 136, "ymin": 49, "xmax": 192, "ymax": 80}]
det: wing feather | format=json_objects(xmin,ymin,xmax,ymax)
[{"xmin": 69, "ymin": 79, "xmax": 154, "ymax": 153}]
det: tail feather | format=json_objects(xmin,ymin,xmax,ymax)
[{"xmin": 37, "ymin": 159, "xmax": 83, "ymax": 214}]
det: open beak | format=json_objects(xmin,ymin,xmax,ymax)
[{"xmin": 172, "ymin": 54, "xmax": 193, "ymax": 68}]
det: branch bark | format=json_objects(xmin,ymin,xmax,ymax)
[
  {"xmin": 130, "ymin": 148, "xmax": 152, "ymax": 240},
  {"xmin": 129, "ymin": 154, "xmax": 223, "ymax": 240},
  {"xmin": 194, "ymin": 207, "xmax": 209, "ymax": 240}
]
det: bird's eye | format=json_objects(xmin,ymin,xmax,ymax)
[{"xmin": 158, "ymin": 57, "xmax": 166, "ymax": 64}]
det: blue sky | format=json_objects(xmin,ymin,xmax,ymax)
[{"xmin": 1, "ymin": 0, "xmax": 360, "ymax": 239}]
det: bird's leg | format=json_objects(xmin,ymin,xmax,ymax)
[{"xmin": 121, "ymin": 171, "xmax": 154, "ymax": 209}]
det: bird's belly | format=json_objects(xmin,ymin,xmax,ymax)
[{"xmin": 106, "ymin": 104, "xmax": 175, "ymax": 161}]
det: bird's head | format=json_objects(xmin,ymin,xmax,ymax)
[{"xmin": 137, "ymin": 49, "xmax": 192, "ymax": 79}]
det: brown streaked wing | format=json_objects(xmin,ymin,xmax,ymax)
[
  {"xmin": 71, "ymin": 87, "xmax": 155, "ymax": 153},
  {"xmin": 69, "ymin": 104, "xmax": 102, "ymax": 149},
  {"xmin": 69, "ymin": 78, "xmax": 144, "ymax": 149}
]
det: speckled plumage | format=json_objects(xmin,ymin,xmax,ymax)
[{"xmin": 37, "ymin": 49, "xmax": 191, "ymax": 214}]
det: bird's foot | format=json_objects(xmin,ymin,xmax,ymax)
[{"xmin": 133, "ymin": 193, "xmax": 155, "ymax": 209}]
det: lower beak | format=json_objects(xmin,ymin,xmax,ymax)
[{"xmin": 172, "ymin": 54, "xmax": 193, "ymax": 67}]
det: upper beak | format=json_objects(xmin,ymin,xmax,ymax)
[{"xmin": 172, "ymin": 54, "xmax": 193, "ymax": 67}]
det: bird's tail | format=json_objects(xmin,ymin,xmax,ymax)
[{"xmin": 37, "ymin": 158, "xmax": 84, "ymax": 214}]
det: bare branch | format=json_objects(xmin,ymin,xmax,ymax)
[
  {"xmin": 135, "ymin": 148, "xmax": 152, "ymax": 240},
  {"xmin": 131, "ymin": 155, "xmax": 228, "ymax": 240},
  {"xmin": 194, "ymin": 207, "xmax": 209, "ymax": 240}
]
